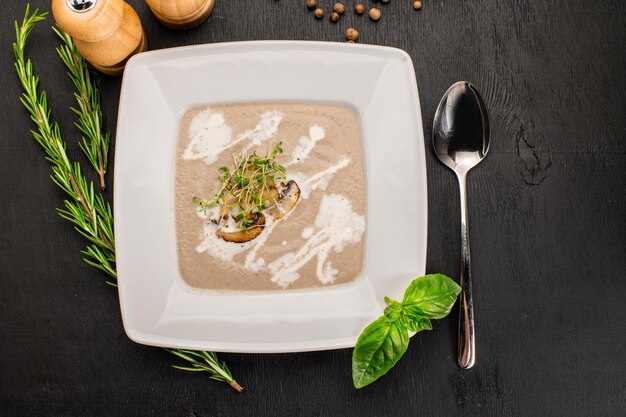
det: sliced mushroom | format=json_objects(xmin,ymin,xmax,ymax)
[
  {"xmin": 213, "ymin": 180, "xmax": 300, "ymax": 243},
  {"xmin": 265, "ymin": 182, "xmax": 281, "ymax": 207},
  {"xmin": 216, "ymin": 212, "xmax": 266, "ymax": 243},
  {"xmin": 268, "ymin": 180, "xmax": 301, "ymax": 220}
]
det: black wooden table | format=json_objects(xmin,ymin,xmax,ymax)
[{"xmin": 1, "ymin": 1, "xmax": 624, "ymax": 416}]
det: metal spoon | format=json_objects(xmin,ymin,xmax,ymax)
[{"xmin": 432, "ymin": 81, "xmax": 490, "ymax": 369}]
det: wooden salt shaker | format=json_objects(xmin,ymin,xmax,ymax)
[
  {"xmin": 145, "ymin": 0, "xmax": 215, "ymax": 30},
  {"xmin": 52, "ymin": 0, "xmax": 148, "ymax": 76}
]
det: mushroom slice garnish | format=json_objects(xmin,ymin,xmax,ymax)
[
  {"xmin": 216, "ymin": 212, "xmax": 266, "ymax": 243},
  {"xmin": 268, "ymin": 180, "xmax": 301, "ymax": 221},
  {"xmin": 213, "ymin": 180, "xmax": 299, "ymax": 243}
]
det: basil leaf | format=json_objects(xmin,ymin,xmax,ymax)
[
  {"xmin": 402, "ymin": 274, "xmax": 461, "ymax": 319},
  {"xmin": 351, "ymin": 274, "xmax": 461, "ymax": 389},
  {"xmin": 383, "ymin": 299, "xmax": 404, "ymax": 321},
  {"xmin": 387, "ymin": 301, "xmax": 433, "ymax": 333},
  {"xmin": 352, "ymin": 316, "xmax": 409, "ymax": 389},
  {"xmin": 399, "ymin": 314, "xmax": 433, "ymax": 332}
]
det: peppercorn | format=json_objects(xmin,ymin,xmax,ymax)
[
  {"xmin": 306, "ymin": 0, "xmax": 317, "ymax": 10},
  {"xmin": 354, "ymin": 3, "xmax": 365, "ymax": 14},
  {"xmin": 330, "ymin": 11, "xmax": 340, "ymax": 22},
  {"xmin": 369, "ymin": 7, "xmax": 381, "ymax": 21},
  {"xmin": 413, "ymin": 1, "xmax": 422, "ymax": 10},
  {"xmin": 333, "ymin": 3, "xmax": 346, "ymax": 14},
  {"xmin": 345, "ymin": 27, "xmax": 359, "ymax": 41},
  {"xmin": 314, "ymin": 8, "xmax": 324, "ymax": 18}
]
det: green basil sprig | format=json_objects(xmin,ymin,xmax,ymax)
[{"xmin": 352, "ymin": 274, "xmax": 461, "ymax": 388}]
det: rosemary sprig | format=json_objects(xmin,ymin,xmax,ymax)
[
  {"xmin": 13, "ymin": 7, "xmax": 115, "ymax": 285},
  {"xmin": 195, "ymin": 143, "xmax": 285, "ymax": 229},
  {"xmin": 13, "ymin": 5, "xmax": 242, "ymax": 392},
  {"xmin": 52, "ymin": 25, "xmax": 110, "ymax": 191},
  {"xmin": 165, "ymin": 349, "xmax": 243, "ymax": 392}
]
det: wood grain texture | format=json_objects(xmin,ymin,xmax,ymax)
[{"xmin": 0, "ymin": 1, "xmax": 624, "ymax": 416}]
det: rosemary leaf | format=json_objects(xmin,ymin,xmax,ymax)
[{"xmin": 172, "ymin": 366, "xmax": 207, "ymax": 372}]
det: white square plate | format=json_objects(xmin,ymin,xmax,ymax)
[{"xmin": 115, "ymin": 41, "xmax": 427, "ymax": 353}]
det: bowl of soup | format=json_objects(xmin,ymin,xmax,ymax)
[{"xmin": 114, "ymin": 41, "xmax": 427, "ymax": 352}]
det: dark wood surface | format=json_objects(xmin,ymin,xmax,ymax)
[{"xmin": 1, "ymin": 1, "xmax": 624, "ymax": 416}]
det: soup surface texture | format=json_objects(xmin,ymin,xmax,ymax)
[{"xmin": 176, "ymin": 103, "xmax": 366, "ymax": 291}]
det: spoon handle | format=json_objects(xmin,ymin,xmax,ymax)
[{"xmin": 457, "ymin": 172, "xmax": 476, "ymax": 369}]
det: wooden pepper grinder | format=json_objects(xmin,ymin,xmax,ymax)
[
  {"xmin": 52, "ymin": 0, "xmax": 148, "ymax": 76},
  {"xmin": 145, "ymin": 0, "xmax": 215, "ymax": 30}
]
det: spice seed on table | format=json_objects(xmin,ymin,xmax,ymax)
[
  {"xmin": 330, "ymin": 12, "xmax": 339, "ymax": 22},
  {"xmin": 354, "ymin": 3, "xmax": 365, "ymax": 14},
  {"xmin": 413, "ymin": 1, "xmax": 422, "ymax": 10},
  {"xmin": 306, "ymin": 0, "xmax": 317, "ymax": 10},
  {"xmin": 345, "ymin": 27, "xmax": 359, "ymax": 41},
  {"xmin": 333, "ymin": 3, "xmax": 346, "ymax": 14},
  {"xmin": 314, "ymin": 8, "xmax": 324, "ymax": 18},
  {"xmin": 369, "ymin": 7, "xmax": 381, "ymax": 21}
]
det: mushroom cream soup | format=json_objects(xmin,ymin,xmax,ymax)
[{"xmin": 176, "ymin": 103, "xmax": 366, "ymax": 291}]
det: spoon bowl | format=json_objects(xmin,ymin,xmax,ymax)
[
  {"xmin": 432, "ymin": 81, "xmax": 490, "ymax": 369},
  {"xmin": 433, "ymin": 82, "xmax": 490, "ymax": 174}
]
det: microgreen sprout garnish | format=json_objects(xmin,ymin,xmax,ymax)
[{"xmin": 194, "ymin": 142, "xmax": 286, "ymax": 230}]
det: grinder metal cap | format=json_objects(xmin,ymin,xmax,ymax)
[{"xmin": 66, "ymin": 0, "xmax": 97, "ymax": 12}]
